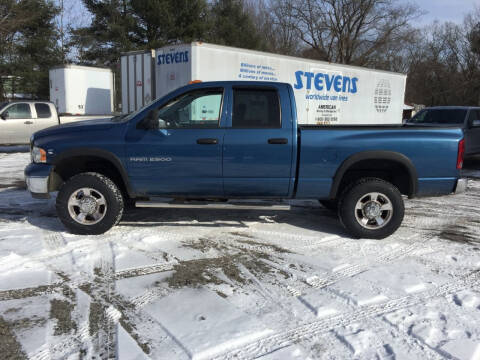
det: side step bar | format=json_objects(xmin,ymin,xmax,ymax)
[{"xmin": 135, "ymin": 200, "xmax": 291, "ymax": 211}]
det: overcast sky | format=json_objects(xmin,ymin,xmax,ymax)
[{"xmin": 408, "ymin": 0, "xmax": 479, "ymax": 24}]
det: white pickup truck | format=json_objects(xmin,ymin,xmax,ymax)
[{"xmin": 0, "ymin": 100, "xmax": 112, "ymax": 145}]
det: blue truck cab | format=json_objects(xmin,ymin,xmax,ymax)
[{"xmin": 25, "ymin": 81, "xmax": 466, "ymax": 239}]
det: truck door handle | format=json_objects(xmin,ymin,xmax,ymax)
[
  {"xmin": 197, "ymin": 138, "xmax": 218, "ymax": 145},
  {"xmin": 268, "ymin": 138, "xmax": 288, "ymax": 144},
  {"xmin": 24, "ymin": 121, "xmax": 33, "ymax": 125}
]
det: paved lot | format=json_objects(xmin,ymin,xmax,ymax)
[{"xmin": 0, "ymin": 150, "xmax": 479, "ymax": 359}]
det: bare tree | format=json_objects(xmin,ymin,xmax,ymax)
[
  {"xmin": 273, "ymin": 0, "xmax": 422, "ymax": 67},
  {"xmin": 406, "ymin": 11, "xmax": 480, "ymax": 107},
  {"xmin": 54, "ymin": 0, "xmax": 91, "ymax": 63},
  {"xmin": 242, "ymin": 0, "xmax": 301, "ymax": 55}
]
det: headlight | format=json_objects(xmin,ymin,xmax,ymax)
[{"xmin": 31, "ymin": 146, "xmax": 47, "ymax": 163}]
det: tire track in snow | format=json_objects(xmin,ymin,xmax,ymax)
[
  {"xmin": 90, "ymin": 240, "xmax": 118, "ymax": 359},
  {"xmin": 211, "ymin": 270, "xmax": 479, "ymax": 360},
  {"xmin": 130, "ymin": 287, "xmax": 170, "ymax": 308},
  {"xmin": 42, "ymin": 231, "xmax": 66, "ymax": 250},
  {"xmin": 241, "ymin": 229, "xmax": 345, "ymax": 249},
  {"xmin": 114, "ymin": 262, "xmax": 175, "ymax": 280},
  {"xmin": 323, "ymin": 287, "xmax": 445, "ymax": 360},
  {"xmin": 259, "ymin": 234, "xmax": 426, "ymax": 298},
  {"xmin": 304, "ymin": 240, "xmax": 421, "ymax": 289},
  {"xmin": 30, "ymin": 231, "xmax": 94, "ymax": 360},
  {"xmin": 29, "ymin": 324, "xmax": 90, "ymax": 360}
]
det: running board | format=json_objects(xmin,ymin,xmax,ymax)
[{"xmin": 135, "ymin": 199, "xmax": 291, "ymax": 211}]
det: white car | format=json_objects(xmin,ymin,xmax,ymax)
[
  {"xmin": 0, "ymin": 101, "xmax": 58, "ymax": 145},
  {"xmin": 0, "ymin": 100, "xmax": 114, "ymax": 145}
]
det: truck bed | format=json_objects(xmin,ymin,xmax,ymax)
[{"xmin": 296, "ymin": 126, "xmax": 464, "ymax": 198}]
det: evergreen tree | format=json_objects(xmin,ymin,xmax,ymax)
[
  {"xmin": 70, "ymin": 0, "xmax": 137, "ymax": 66},
  {"xmin": 131, "ymin": 0, "xmax": 209, "ymax": 49},
  {"xmin": 72, "ymin": 0, "xmax": 209, "ymax": 66},
  {"xmin": 208, "ymin": 0, "xmax": 264, "ymax": 50},
  {"xmin": 0, "ymin": 0, "xmax": 60, "ymax": 99}
]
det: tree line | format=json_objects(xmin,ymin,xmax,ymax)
[{"xmin": 1, "ymin": 0, "xmax": 479, "ymax": 107}]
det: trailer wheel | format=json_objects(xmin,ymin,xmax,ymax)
[
  {"xmin": 338, "ymin": 178, "xmax": 404, "ymax": 239},
  {"xmin": 56, "ymin": 172, "xmax": 124, "ymax": 235}
]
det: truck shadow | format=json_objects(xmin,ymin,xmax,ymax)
[
  {"xmin": 118, "ymin": 205, "xmax": 349, "ymax": 237},
  {"xmin": 0, "ymin": 187, "xmax": 350, "ymax": 237}
]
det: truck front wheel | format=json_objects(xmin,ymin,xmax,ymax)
[
  {"xmin": 56, "ymin": 172, "xmax": 124, "ymax": 235},
  {"xmin": 338, "ymin": 178, "xmax": 404, "ymax": 239}
]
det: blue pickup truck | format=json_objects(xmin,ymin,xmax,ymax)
[{"xmin": 25, "ymin": 81, "xmax": 466, "ymax": 239}]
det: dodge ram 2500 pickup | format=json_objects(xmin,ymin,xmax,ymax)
[{"xmin": 25, "ymin": 81, "xmax": 466, "ymax": 239}]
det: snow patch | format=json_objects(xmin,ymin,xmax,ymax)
[{"xmin": 143, "ymin": 288, "xmax": 273, "ymax": 360}]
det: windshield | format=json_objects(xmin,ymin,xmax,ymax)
[
  {"xmin": 0, "ymin": 102, "xmax": 7, "ymax": 112},
  {"xmin": 407, "ymin": 109, "xmax": 467, "ymax": 125}
]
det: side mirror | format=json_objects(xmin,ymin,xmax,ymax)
[
  {"xmin": 472, "ymin": 119, "xmax": 480, "ymax": 128},
  {"xmin": 0, "ymin": 112, "xmax": 7, "ymax": 120}
]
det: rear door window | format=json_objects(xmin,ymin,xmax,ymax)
[
  {"xmin": 4, "ymin": 103, "xmax": 32, "ymax": 119},
  {"xmin": 35, "ymin": 103, "xmax": 52, "ymax": 118},
  {"xmin": 232, "ymin": 88, "xmax": 280, "ymax": 128}
]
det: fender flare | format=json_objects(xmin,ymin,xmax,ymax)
[
  {"xmin": 52, "ymin": 147, "xmax": 134, "ymax": 197},
  {"xmin": 329, "ymin": 150, "xmax": 418, "ymax": 198}
]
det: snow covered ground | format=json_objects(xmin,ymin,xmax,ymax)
[{"xmin": 0, "ymin": 149, "xmax": 479, "ymax": 360}]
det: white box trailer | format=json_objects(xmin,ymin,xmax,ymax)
[
  {"xmin": 120, "ymin": 50, "xmax": 155, "ymax": 114},
  {"xmin": 122, "ymin": 42, "xmax": 407, "ymax": 124},
  {"xmin": 49, "ymin": 65, "xmax": 114, "ymax": 115}
]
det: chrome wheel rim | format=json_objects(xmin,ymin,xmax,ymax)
[
  {"xmin": 67, "ymin": 188, "xmax": 107, "ymax": 225},
  {"xmin": 354, "ymin": 192, "xmax": 393, "ymax": 230}
]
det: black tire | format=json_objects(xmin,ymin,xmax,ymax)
[
  {"xmin": 319, "ymin": 199, "xmax": 338, "ymax": 211},
  {"xmin": 56, "ymin": 172, "xmax": 124, "ymax": 235},
  {"xmin": 338, "ymin": 177, "xmax": 404, "ymax": 239}
]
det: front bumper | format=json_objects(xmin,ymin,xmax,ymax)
[
  {"xmin": 24, "ymin": 163, "xmax": 54, "ymax": 199},
  {"xmin": 454, "ymin": 178, "xmax": 467, "ymax": 194}
]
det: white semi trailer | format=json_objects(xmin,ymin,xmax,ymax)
[
  {"xmin": 49, "ymin": 65, "xmax": 114, "ymax": 115},
  {"xmin": 121, "ymin": 42, "xmax": 406, "ymax": 125}
]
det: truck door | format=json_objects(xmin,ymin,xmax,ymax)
[
  {"xmin": 0, "ymin": 102, "xmax": 34, "ymax": 144},
  {"xmin": 126, "ymin": 87, "xmax": 226, "ymax": 196},
  {"xmin": 466, "ymin": 109, "xmax": 480, "ymax": 156},
  {"xmin": 223, "ymin": 85, "xmax": 294, "ymax": 197}
]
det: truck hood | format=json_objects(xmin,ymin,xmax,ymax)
[{"xmin": 32, "ymin": 118, "xmax": 115, "ymax": 141}]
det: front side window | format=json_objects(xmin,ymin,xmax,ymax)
[
  {"xmin": 232, "ymin": 88, "xmax": 280, "ymax": 128},
  {"xmin": 35, "ymin": 103, "xmax": 52, "ymax": 118},
  {"xmin": 155, "ymin": 88, "xmax": 223, "ymax": 129},
  {"xmin": 3, "ymin": 103, "xmax": 32, "ymax": 119}
]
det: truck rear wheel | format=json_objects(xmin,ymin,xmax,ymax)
[
  {"xmin": 56, "ymin": 172, "xmax": 124, "ymax": 235},
  {"xmin": 338, "ymin": 178, "xmax": 404, "ymax": 239}
]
